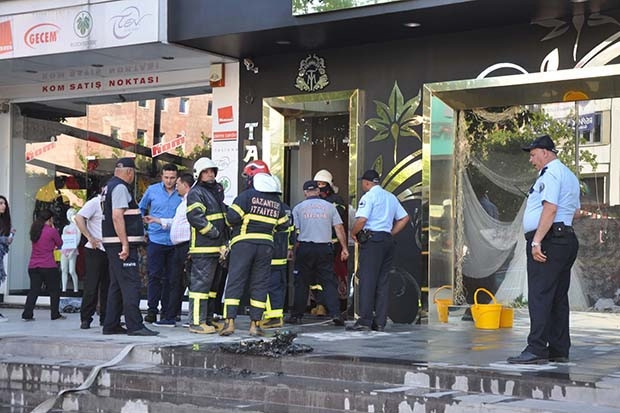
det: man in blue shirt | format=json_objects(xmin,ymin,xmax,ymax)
[
  {"xmin": 348, "ymin": 170, "xmax": 409, "ymax": 332},
  {"xmin": 139, "ymin": 163, "xmax": 181, "ymax": 324},
  {"xmin": 508, "ymin": 135, "xmax": 580, "ymax": 364}
]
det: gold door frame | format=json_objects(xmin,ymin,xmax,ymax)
[
  {"xmin": 263, "ymin": 90, "xmax": 364, "ymax": 316},
  {"xmin": 423, "ymin": 63, "xmax": 620, "ymax": 304},
  {"xmin": 262, "ymin": 89, "xmax": 364, "ymax": 205}
]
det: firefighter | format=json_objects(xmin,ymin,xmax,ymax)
[
  {"xmin": 242, "ymin": 159, "xmax": 270, "ymax": 187},
  {"xmin": 312, "ymin": 169, "xmax": 349, "ymax": 314},
  {"xmin": 185, "ymin": 157, "xmax": 228, "ymax": 334},
  {"xmin": 260, "ymin": 175, "xmax": 294, "ymax": 329},
  {"xmin": 220, "ymin": 173, "xmax": 289, "ymax": 336}
]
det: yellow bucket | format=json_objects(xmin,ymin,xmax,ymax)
[
  {"xmin": 500, "ymin": 306, "xmax": 514, "ymax": 328},
  {"xmin": 433, "ymin": 285, "xmax": 453, "ymax": 323},
  {"xmin": 471, "ymin": 288, "xmax": 502, "ymax": 330}
]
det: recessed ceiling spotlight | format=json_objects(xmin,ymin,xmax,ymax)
[
  {"xmin": 570, "ymin": 0, "xmax": 588, "ymax": 3},
  {"xmin": 162, "ymin": 56, "xmax": 175, "ymax": 60},
  {"xmin": 25, "ymin": 69, "xmax": 38, "ymax": 74},
  {"xmin": 403, "ymin": 22, "xmax": 421, "ymax": 28},
  {"xmin": 276, "ymin": 40, "xmax": 291, "ymax": 45},
  {"xmin": 91, "ymin": 64, "xmax": 103, "ymax": 68}
]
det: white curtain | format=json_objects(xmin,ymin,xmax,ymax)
[{"xmin": 461, "ymin": 168, "xmax": 589, "ymax": 309}]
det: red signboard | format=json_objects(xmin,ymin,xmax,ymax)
[{"xmin": 151, "ymin": 135, "xmax": 185, "ymax": 157}]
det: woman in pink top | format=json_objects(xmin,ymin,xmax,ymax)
[{"xmin": 21, "ymin": 210, "xmax": 65, "ymax": 321}]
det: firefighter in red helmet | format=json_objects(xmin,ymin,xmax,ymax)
[{"xmin": 242, "ymin": 160, "xmax": 270, "ymax": 188}]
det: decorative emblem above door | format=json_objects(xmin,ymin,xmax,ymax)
[{"xmin": 295, "ymin": 54, "xmax": 329, "ymax": 92}]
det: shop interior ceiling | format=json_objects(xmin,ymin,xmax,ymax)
[
  {"xmin": 170, "ymin": 0, "xmax": 619, "ymax": 59},
  {"xmin": 0, "ymin": 43, "xmax": 232, "ymax": 118}
]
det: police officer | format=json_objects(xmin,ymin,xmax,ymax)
[
  {"xmin": 220, "ymin": 173, "xmax": 289, "ymax": 336},
  {"xmin": 348, "ymin": 170, "xmax": 409, "ymax": 332},
  {"xmin": 101, "ymin": 158, "xmax": 159, "ymax": 336},
  {"xmin": 508, "ymin": 135, "xmax": 580, "ymax": 364},
  {"xmin": 185, "ymin": 157, "xmax": 228, "ymax": 334},
  {"xmin": 286, "ymin": 180, "xmax": 348, "ymax": 326}
]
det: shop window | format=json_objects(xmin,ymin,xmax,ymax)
[
  {"xmin": 138, "ymin": 100, "xmax": 147, "ymax": 108},
  {"xmin": 581, "ymin": 176, "xmax": 606, "ymax": 206},
  {"xmin": 179, "ymin": 98, "xmax": 189, "ymax": 114},
  {"xmin": 207, "ymin": 100, "xmax": 212, "ymax": 116},
  {"xmin": 579, "ymin": 112, "xmax": 602, "ymax": 144},
  {"xmin": 111, "ymin": 126, "xmax": 120, "ymax": 140},
  {"xmin": 137, "ymin": 129, "xmax": 147, "ymax": 145},
  {"xmin": 158, "ymin": 98, "xmax": 167, "ymax": 111}
]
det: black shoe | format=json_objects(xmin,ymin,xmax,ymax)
[
  {"xmin": 371, "ymin": 323, "xmax": 385, "ymax": 332},
  {"xmin": 284, "ymin": 315, "xmax": 302, "ymax": 325},
  {"xmin": 507, "ymin": 351, "xmax": 548, "ymax": 364},
  {"xmin": 128, "ymin": 327, "xmax": 160, "ymax": 336},
  {"xmin": 144, "ymin": 313, "xmax": 157, "ymax": 323},
  {"xmin": 102, "ymin": 326, "xmax": 128, "ymax": 335},
  {"xmin": 51, "ymin": 315, "xmax": 66, "ymax": 320},
  {"xmin": 346, "ymin": 323, "xmax": 371, "ymax": 332},
  {"xmin": 80, "ymin": 320, "xmax": 91, "ymax": 329},
  {"xmin": 332, "ymin": 317, "xmax": 345, "ymax": 326},
  {"xmin": 548, "ymin": 355, "xmax": 569, "ymax": 363},
  {"xmin": 22, "ymin": 317, "xmax": 35, "ymax": 322}
]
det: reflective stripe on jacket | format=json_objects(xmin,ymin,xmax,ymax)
[
  {"xmin": 186, "ymin": 182, "xmax": 228, "ymax": 256},
  {"xmin": 226, "ymin": 188, "xmax": 289, "ymax": 247}
]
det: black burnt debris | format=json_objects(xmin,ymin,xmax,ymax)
[{"xmin": 219, "ymin": 330, "xmax": 313, "ymax": 358}]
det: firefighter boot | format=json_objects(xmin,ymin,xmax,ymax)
[
  {"xmin": 260, "ymin": 317, "xmax": 283, "ymax": 329},
  {"xmin": 311, "ymin": 304, "xmax": 327, "ymax": 316},
  {"xmin": 208, "ymin": 318, "xmax": 224, "ymax": 333},
  {"xmin": 249, "ymin": 320, "xmax": 265, "ymax": 337},
  {"xmin": 189, "ymin": 323, "xmax": 216, "ymax": 334},
  {"xmin": 219, "ymin": 319, "xmax": 235, "ymax": 336}
]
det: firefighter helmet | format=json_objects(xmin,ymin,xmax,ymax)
[
  {"xmin": 313, "ymin": 169, "xmax": 333, "ymax": 186},
  {"xmin": 242, "ymin": 160, "xmax": 270, "ymax": 178},
  {"xmin": 253, "ymin": 173, "xmax": 280, "ymax": 193},
  {"xmin": 272, "ymin": 175, "xmax": 282, "ymax": 194},
  {"xmin": 193, "ymin": 157, "xmax": 218, "ymax": 179}
]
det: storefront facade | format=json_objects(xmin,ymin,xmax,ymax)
[
  {"xmin": 0, "ymin": 0, "xmax": 233, "ymax": 303},
  {"xmin": 170, "ymin": 0, "xmax": 620, "ymax": 318},
  {"xmin": 1, "ymin": 1, "xmax": 619, "ymax": 320}
]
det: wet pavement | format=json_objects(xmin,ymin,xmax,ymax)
[{"xmin": 1, "ymin": 306, "xmax": 620, "ymax": 412}]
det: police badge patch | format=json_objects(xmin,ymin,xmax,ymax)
[
  {"xmin": 539, "ymin": 183, "xmax": 545, "ymax": 192},
  {"xmin": 295, "ymin": 54, "xmax": 329, "ymax": 92}
]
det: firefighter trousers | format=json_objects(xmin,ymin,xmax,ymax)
[
  {"xmin": 188, "ymin": 255, "xmax": 219, "ymax": 326},
  {"xmin": 264, "ymin": 266, "xmax": 287, "ymax": 319},
  {"xmin": 223, "ymin": 242, "xmax": 273, "ymax": 321}
]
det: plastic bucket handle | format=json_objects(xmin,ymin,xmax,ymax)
[
  {"xmin": 474, "ymin": 287, "xmax": 497, "ymax": 306},
  {"xmin": 433, "ymin": 285, "xmax": 453, "ymax": 303}
]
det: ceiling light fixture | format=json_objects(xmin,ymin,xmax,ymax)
[
  {"xmin": 276, "ymin": 40, "xmax": 291, "ymax": 45},
  {"xmin": 25, "ymin": 69, "xmax": 38, "ymax": 74},
  {"xmin": 162, "ymin": 56, "xmax": 174, "ymax": 60},
  {"xmin": 91, "ymin": 64, "xmax": 103, "ymax": 68},
  {"xmin": 403, "ymin": 22, "xmax": 421, "ymax": 28}
]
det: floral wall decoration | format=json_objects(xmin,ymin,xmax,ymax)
[{"xmin": 365, "ymin": 81, "xmax": 423, "ymax": 165}]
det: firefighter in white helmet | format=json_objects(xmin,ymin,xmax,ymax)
[
  {"xmin": 185, "ymin": 157, "xmax": 228, "ymax": 334},
  {"xmin": 312, "ymin": 169, "xmax": 349, "ymax": 313},
  {"xmin": 220, "ymin": 172, "xmax": 289, "ymax": 337},
  {"xmin": 260, "ymin": 175, "xmax": 294, "ymax": 329}
]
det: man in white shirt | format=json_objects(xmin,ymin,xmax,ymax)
[
  {"xmin": 145, "ymin": 173, "xmax": 194, "ymax": 327},
  {"xmin": 74, "ymin": 191, "xmax": 108, "ymax": 330}
]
